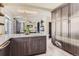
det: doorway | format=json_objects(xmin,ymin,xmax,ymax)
[{"xmin": 49, "ymin": 22, "xmax": 52, "ymax": 38}]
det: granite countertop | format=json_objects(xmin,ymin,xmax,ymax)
[
  {"xmin": 0, "ymin": 33, "xmax": 46, "ymax": 46},
  {"xmin": 56, "ymin": 35, "xmax": 79, "ymax": 47}
]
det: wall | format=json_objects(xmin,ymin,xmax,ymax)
[
  {"xmin": 26, "ymin": 10, "xmax": 51, "ymax": 36},
  {"xmin": 1, "ymin": 4, "xmax": 51, "ymax": 37},
  {"xmin": 0, "ymin": 16, "xmax": 5, "ymax": 35}
]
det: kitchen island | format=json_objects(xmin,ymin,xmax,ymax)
[{"xmin": 0, "ymin": 33, "xmax": 46, "ymax": 56}]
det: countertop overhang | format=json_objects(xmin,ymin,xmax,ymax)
[{"xmin": 0, "ymin": 33, "xmax": 47, "ymax": 46}]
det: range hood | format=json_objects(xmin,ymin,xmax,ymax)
[{"xmin": 0, "ymin": 3, "xmax": 4, "ymax": 16}]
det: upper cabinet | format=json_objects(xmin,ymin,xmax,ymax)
[
  {"xmin": 55, "ymin": 9, "xmax": 61, "ymax": 20},
  {"xmin": 70, "ymin": 3, "xmax": 79, "ymax": 18},
  {"xmin": 61, "ymin": 5, "xmax": 69, "ymax": 37},
  {"xmin": 55, "ymin": 9, "xmax": 61, "ymax": 36},
  {"xmin": 70, "ymin": 4, "xmax": 79, "ymax": 39},
  {"xmin": 52, "ymin": 11, "xmax": 56, "ymax": 21},
  {"xmin": 52, "ymin": 3, "xmax": 79, "ymax": 39},
  {"xmin": 51, "ymin": 12, "xmax": 56, "ymax": 38},
  {"xmin": 62, "ymin": 5, "xmax": 69, "ymax": 20},
  {"xmin": 70, "ymin": 17, "xmax": 79, "ymax": 39},
  {"xmin": 52, "ymin": 4, "xmax": 70, "ymax": 38}
]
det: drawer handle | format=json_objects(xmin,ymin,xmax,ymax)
[
  {"xmin": 55, "ymin": 41, "xmax": 62, "ymax": 48},
  {"xmin": 0, "ymin": 41, "xmax": 10, "ymax": 50}
]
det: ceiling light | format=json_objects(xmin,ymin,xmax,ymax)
[{"xmin": 18, "ymin": 9, "xmax": 38, "ymax": 14}]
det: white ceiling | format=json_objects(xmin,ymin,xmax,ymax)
[
  {"xmin": 1, "ymin": 3, "xmax": 63, "ymax": 22},
  {"xmin": 2, "ymin": 3, "xmax": 63, "ymax": 18},
  {"xmin": 25, "ymin": 3, "xmax": 63, "ymax": 11},
  {"xmin": 4, "ymin": 3, "xmax": 63, "ymax": 11}
]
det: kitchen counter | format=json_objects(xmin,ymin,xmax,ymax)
[
  {"xmin": 0, "ymin": 33, "xmax": 46, "ymax": 46},
  {"xmin": 0, "ymin": 33, "xmax": 46, "ymax": 56}
]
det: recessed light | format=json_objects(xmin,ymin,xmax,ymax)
[{"xmin": 18, "ymin": 9, "xmax": 38, "ymax": 14}]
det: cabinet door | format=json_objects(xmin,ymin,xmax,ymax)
[
  {"xmin": 62, "ymin": 19, "xmax": 68, "ymax": 37},
  {"xmin": 52, "ymin": 21, "xmax": 55, "ymax": 38},
  {"xmin": 28, "ymin": 37, "xmax": 40, "ymax": 55},
  {"xmin": 10, "ymin": 38, "xmax": 29, "ymax": 56},
  {"xmin": 62, "ymin": 5, "xmax": 69, "ymax": 37},
  {"xmin": 71, "ymin": 18, "xmax": 79, "ymax": 39},
  {"xmin": 28, "ymin": 36, "xmax": 46, "ymax": 55},
  {"xmin": 56, "ymin": 20, "xmax": 61, "ymax": 37},
  {"xmin": 70, "ymin": 3, "xmax": 79, "ymax": 18},
  {"xmin": 52, "ymin": 12, "xmax": 56, "ymax": 38},
  {"xmin": 55, "ymin": 9, "xmax": 61, "ymax": 37},
  {"xmin": 0, "ymin": 41, "xmax": 10, "ymax": 56},
  {"xmin": 39, "ymin": 36, "xmax": 46, "ymax": 53},
  {"xmin": 70, "ymin": 3, "xmax": 79, "ymax": 39}
]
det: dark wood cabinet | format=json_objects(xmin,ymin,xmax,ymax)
[
  {"xmin": 0, "ymin": 46, "xmax": 9, "ymax": 56},
  {"xmin": 28, "ymin": 36, "xmax": 46, "ymax": 55},
  {"xmin": 9, "ymin": 36, "xmax": 46, "ymax": 56},
  {"xmin": 51, "ymin": 3, "xmax": 79, "ymax": 56},
  {"xmin": 9, "ymin": 37, "xmax": 29, "ymax": 56},
  {"xmin": 57, "ymin": 40, "xmax": 79, "ymax": 56},
  {"xmin": 0, "ymin": 41, "xmax": 10, "ymax": 56}
]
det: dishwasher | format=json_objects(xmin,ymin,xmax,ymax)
[{"xmin": 0, "ymin": 41, "xmax": 10, "ymax": 56}]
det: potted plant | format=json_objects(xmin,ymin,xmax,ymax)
[{"xmin": 24, "ymin": 25, "xmax": 31, "ymax": 35}]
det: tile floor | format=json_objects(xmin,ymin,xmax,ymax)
[{"xmin": 37, "ymin": 39, "xmax": 72, "ymax": 56}]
